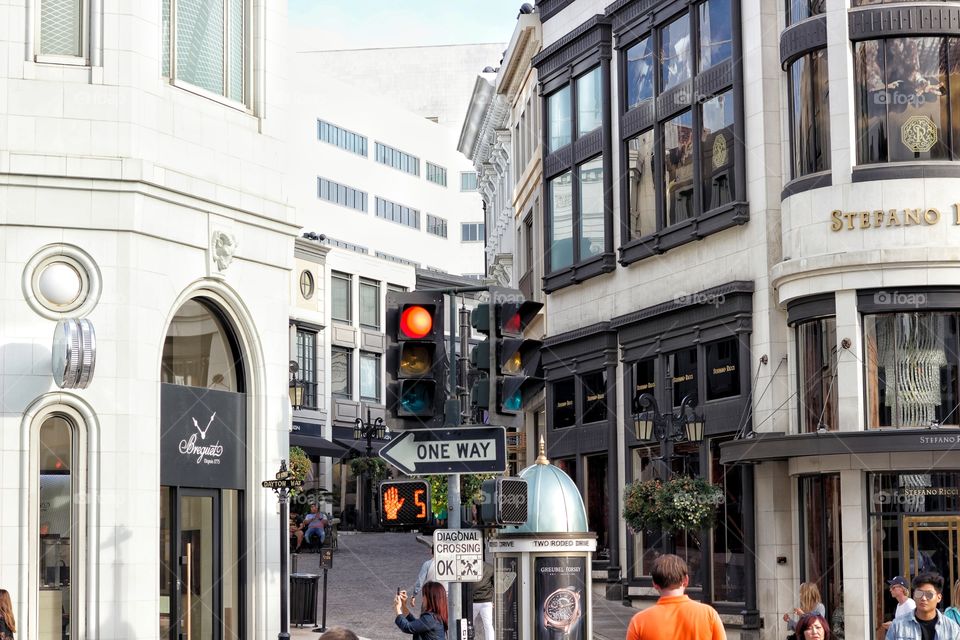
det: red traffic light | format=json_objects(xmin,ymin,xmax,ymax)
[{"xmin": 400, "ymin": 305, "xmax": 433, "ymax": 339}]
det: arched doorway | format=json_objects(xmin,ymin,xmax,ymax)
[{"xmin": 159, "ymin": 298, "xmax": 246, "ymax": 640}]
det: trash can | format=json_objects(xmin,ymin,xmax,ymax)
[{"xmin": 290, "ymin": 573, "xmax": 320, "ymax": 626}]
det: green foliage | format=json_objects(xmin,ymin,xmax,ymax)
[
  {"xmin": 351, "ymin": 457, "xmax": 389, "ymax": 483},
  {"xmin": 623, "ymin": 475, "xmax": 724, "ymax": 534},
  {"xmin": 427, "ymin": 474, "xmax": 496, "ymax": 518},
  {"xmin": 288, "ymin": 446, "xmax": 312, "ymax": 497}
]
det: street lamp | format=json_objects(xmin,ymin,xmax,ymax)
[
  {"xmin": 632, "ymin": 393, "xmax": 705, "ymax": 473},
  {"xmin": 354, "ymin": 409, "xmax": 387, "ymax": 530},
  {"xmin": 289, "ymin": 361, "xmax": 305, "ymax": 411}
]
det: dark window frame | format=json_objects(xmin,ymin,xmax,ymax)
[
  {"xmin": 330, "ymin": 346, "xmax": 353, "ymax": 399},
  {"xmin": 426, "ymin": 214, "xmax": 448, "ymax": 238},
  {"xmin": 295, "ymin": 327, "xmax": 319, "ymax": 409},
  {"xmin": 613, "ymin": 0, "xmax": 748, "ymax": 267},
  {"xmin": 426, "ymin": 162, "xmax": 448, "ymax": 187}
]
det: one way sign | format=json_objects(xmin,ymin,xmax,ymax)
[{"xmin": 378, "ymin": 427, "xmax": 506, "ymax": 475}]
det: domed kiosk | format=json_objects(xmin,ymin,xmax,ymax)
[{"xmin": 488, "ymin": 438, "xmax": 596, "ymax": 639}]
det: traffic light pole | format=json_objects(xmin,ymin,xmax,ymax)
[{"xmin": 447, "ymin": 292, "xmax": 463, "ymax": 638}]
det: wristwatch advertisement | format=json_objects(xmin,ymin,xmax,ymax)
[{"xmin": 535, "ymin": 556, "xmax": 586, "ymax": 640}]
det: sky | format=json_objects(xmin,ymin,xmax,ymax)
[{"xmin": 287, "ymin": 0, "xmax": 524, "ymax": 51}]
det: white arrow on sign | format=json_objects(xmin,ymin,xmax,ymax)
[{"xmin": 378, "ymin": 427, "xmax": 506, "ymax": 475}]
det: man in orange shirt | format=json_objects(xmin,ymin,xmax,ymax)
[{"xmin": 626, "ymin": 554, "xmax": 726, "ymax": 640}]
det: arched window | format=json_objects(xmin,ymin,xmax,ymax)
[{"xmin": 162, "ymin": 298, "xmax": 244, "ymax": 392}]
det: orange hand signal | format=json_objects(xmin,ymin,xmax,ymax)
[{"xmin": 384, "ymin": 486, "xmax": 405, "ymax": 520}]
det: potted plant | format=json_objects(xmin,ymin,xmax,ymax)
[{"xmin": 623, "ymin": 476, "xmax": 723, "ymax": 534}]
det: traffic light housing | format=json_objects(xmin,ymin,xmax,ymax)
[
  {"xmin": 386, "ymin": 291, "xmax": 447, "ymax": 430},
  {"xmin": 379, "ymin": 479, "xmax": 431, "ymax": 527},
  {"xmin": 478, "ymin": 477, "xmax": 528, "ymax": 526},
  {"xmin": 470, "ymin": 290, "xmax": 544, "ymax": 423}
]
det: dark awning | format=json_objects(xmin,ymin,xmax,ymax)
[{"xmin": 291, "ymin": 421, "xmax": 347, "ymax": 458}]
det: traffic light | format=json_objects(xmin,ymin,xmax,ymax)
[
  {"xmin": 379, "ymin": 479, "xmax": 431, "ymax": 527},
  {"xmin": 470, "ymin": 289, "xmax": 544, "ymax": 424},
  {"xmin": 478, "ymin": 477, "xmax": 528, "ymax": 526},
  {"xmin": 386, "ymin": 291, "xmax": 447, "ymax": 430}
]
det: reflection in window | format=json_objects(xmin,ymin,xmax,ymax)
[
  {"xmin": 864, "ymin": 313, "xmax": 958, "ymax": 428},
  {"xmin": 626, "ymin": 37, "xmax": 655, "ymax": 110},
  {"xmin": 700, "ymin": 0, "xmax": 732, "ymax": 70},
  {"xmin": 548, "ymin": 86, "xmax": 572, "ymax": 152},
  {"xmin": 705, "ymin": 337, "xmax": 740, "ymax": 400},
  {"xmin": 627, "ymin": 130, "xmax": 657, "ymax": 241},
  {"xmin": 549, "ymin": 171, "xmax": 574, "ymax": 271},
  {"xmin": 331, "ymin": 272, "xmax": 352, "ymax": 323},
  {"xmin": 787, "ymin": 0, "xmax": 825, "ymax": 25},
  {"xmin": 581, "ymin": 371, "xmax": 608, "ymax": 424},
  {"xmin": 631, "ymin": 446, "xmax": 663, "ymax": 578},
  {"xmin": 162, "ymin": 299, "xmax": 241, "ymax": 391},
  {"xmin": 797, "ymin": 317, "xmax": 838, "ymax": 432},
  {"xmin": 801, "ymin": 475, "xmax": 843, "ymax": 626},
  {"xmin": 661, "ymin": 15, "xmax": 692, "ymax": 92},
  {"xmin": 553, "ymin": 377, "xmax": 576, "ymax": 428},
  {"xmin": 672, "ymin": 348, "xmax": 697, "ymax": 406},
  {"xmin": 578, "ymin": 157, "xmax": 605, "ymax": 261},
  {"xmin": 789, "ymin": 50, "xmax": 831, "ymax": 178},
  {"xmin": 855, "ymin": 38, "xmax": 951, "ymax": 164},
  {"xmin": 296, "ymin": 329, "xmax": 318, "ymax": 409},
  {"xmin": 664, "ymin": 111, "xmax": 695, "ymax": 226},
  {"xmin": 711, "ymin": 437, "xmax": 745, "ymax": 602},
  {"xmin": 360, "ymin": 279, "xmax": 380, "ymax": 329},
  {"xmin": 39, "ymin": 415, "xmax": 73, "ymax": 640},
  {"xmin": 360, "ymin": 352, "xmax": 381, "ymax": 401},
  {"xmin": 701, "ymin": 91, "xmax": 735, "ymax": 211},
  {"xmin": 331, "ymin": 346, "xmax": 352, "ymax": 398},
  {"xmin": 577, "ymin": 68, "xmax": 603, "ymax": 137},
  {"xmin": 634, "ymin": 359, "xmax": 656, "ymax": 407}
]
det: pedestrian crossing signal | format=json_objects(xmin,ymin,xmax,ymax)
[{"xmin": 379, "ymin": 480, "xmax": 431, "ymax": 527}]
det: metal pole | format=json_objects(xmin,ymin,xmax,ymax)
[
  {"xmin": 279, "ymin": 492, "xmax": 290, "ymax": 640},
  {"xmin": 319, "ymin": 568, "xmax": 329, "ymax": 632},
  {"xmin": 459, "ymin": 305, "xmax": 471, "ymax": 423},
  {"xmin": 447, "ymin": 473, "xmax": 461, "ymax": 640}
]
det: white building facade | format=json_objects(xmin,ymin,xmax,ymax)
[{"xmin": 0, "ymin": 1, "xmax": 295, "ymax": 639}]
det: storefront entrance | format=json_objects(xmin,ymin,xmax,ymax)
[{"xmin": 901, "ymin": 516, "xmax": 960, "ymax": 606}]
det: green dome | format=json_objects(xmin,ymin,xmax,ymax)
[{"xmin": 505, "ymin": 453, "xmax": 588, "ymax": 534}]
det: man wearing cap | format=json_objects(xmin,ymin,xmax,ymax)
[
  {"xmin": 884, "ymin": 576, "xmax": 917, "ymax": 630},
  {"xmin": 885, "ymin": 572, "xmax": 960, "ymax": 640}
]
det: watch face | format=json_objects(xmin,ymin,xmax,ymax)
[{"xmin": 545, "ymin": 589, "xmax": 579, "ymax": 623}]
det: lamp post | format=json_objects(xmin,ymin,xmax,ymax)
[
  {"xmin": 262, "ymin": 459, "xmax": 302, "ymax": 640},
  {"xmin": 632, "ymin": 393, "xmax": 705, "ymax": 479},
  {"xmin": 353, "ymin": 409, "xmax": 387, "ymax": 530},
  {"xmin": 289, "ymin": 360, "xmax": 305, "ymax": 411}
]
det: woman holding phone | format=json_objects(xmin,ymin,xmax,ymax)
[{"xmin": 394, "ymin": 581, "xmax": 447, "ymax": 640}]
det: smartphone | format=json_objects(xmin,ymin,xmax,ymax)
[{"xmin": 397, "ymin": 587, "xmax": 401, "ymax": 595}]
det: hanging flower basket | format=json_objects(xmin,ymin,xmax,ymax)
[
  {"xmin": 623, "ymin": 476, "xmax": 724, "ymax": 534},
  {"xmin": 350, "ymin": 457, "xmax": 388, "ymax": 483}
]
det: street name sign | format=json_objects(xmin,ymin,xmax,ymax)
[
  {"xmin": 433, "ymin": 529, "xmax": 482, "ymax": 583},
  {"xmin": 378, "ymin": 426, "xmax": 507, "ymax": 475}
]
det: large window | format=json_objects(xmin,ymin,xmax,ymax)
[
  {"xmin": 359, "ymin": 279, "xmax": 380, "ymax": 329},
  {"xmin": 375, "ymin": 142, "xmax": 420, "ymax": 176},
  {"xmin": 161, "ymin": 299, "xmax": 242, "ymax": 390},
  {"xmin": 295, "ymin": 329, "xmax": 318, "ymax": 409},
  {"xmin": 426, "ymin": 214, "xmax": 448, "ymax": 238},
  {"xmin": 162, "ymin": 0, "xmax": 248, "ymax": 104},
  {"xmin": 797, "ymin": 317, "xmax": 838, "ymax": 432},
  {"xmin": 578, "ymin": 157, "xmax": 605, "ymax": 260},
  {"xmin": 787, "ymin": 0, "xmax": 824, "ymax": 24},
  {"xmin": 581, "ymin": 371, "xmax": 608, "ymax": 424},
  {"xmin": 549, "ymin": 171, "xmax": 573, "ymax": 270},
  {"xmin": 547, "ymin": 86, "xmax": 572, "ymax": 152},
  {"xmin": 460, "ymin": 172, "xmax": 479, "ymax": 191},
  {"xmin": 552, "ymin": 377, "xmax": 576, "ymax": 428},
  {"xmin": 672, "ymin": 348, "xmax": 698, "ymax": 406},
  {"xmin": 711, "ymin": 438, "xmax": 745, "ymax": 602},
  {"xmin": 661, "ymin": 14, "xmax": 692, "ymax": 91},
  {"xmin": 426, "ymin": 162, "xmax": 447, "ymax": 187},
  {"xmin": 331, "ymin": 346, "xmax": 352, "ymax": 398},
  {"xmin": 800, "ymin": 475, "xmax": 843, "ymax": 626},
  {"xmin": 577, "ymin": 68, "xmax": 603, "ymax": 137},
  {"xmin": 626, "ymin": 130, "xmax": 657, "ymax": 241},
  {"xmin": 375, "ymin": 197, "xmax": 420, "ymax": 229},
  {"xmin": 39, "ymin": 415, "xmax": 75, "ymax": 638},
  {"xmin": 331, "ymin": 271, "xmax": 351, "ymax": 324},
  {"xmin": 316, "ymin": 119, "xmax": 368, "ymax": 156},
  {"xmin": 626, "ymin": 37, "xmax": 655, "ymax": 111},
  {"xmin": 360, "ymin": 351, "xmax": 381, "ymax": 401},
  {"xmin": 39, "ymin": 0, "xmax": 86, "ymax": 59},
  {"xmin": 704, "ymin": 337, "xmax": 740, "ymax": 400},
  {"xmin": 317, "ymin": 177, "xmax": 368, "ymax": 213},
  {"xmin": 461, "ymin": 222, "xmax": 485, "ymax": 242},
  {"xmin": 789, "ymin": 50, "xmax": 831, "ymax": 179},
  {"xmin": 855, "ymin": 37, "xmax": 960, "ymax": 164},
  {"xmin": 864, "ymin": 312, "xmax": 959, "ymax": 428}
]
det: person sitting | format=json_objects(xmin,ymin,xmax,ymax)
[
  {"xmin": 301, "ymin": 504, "xmax": 327, "ymax": 550},
  {"xmin": 289, "ymin": 514, "xmax": 305, "ymax": 552}
]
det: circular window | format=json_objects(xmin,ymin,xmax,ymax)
[
  {"xmin": 300, "ymin": 270, "xmax": 315, "ymax": 300},
  {"xmin": 23, "ymin": 245, "xmax": 101, "ymax": 319}
]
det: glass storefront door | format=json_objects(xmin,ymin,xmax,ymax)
[
  {"xmin": 180, "ymin": 491, "xmax": 219, "ymax": 640},
  {"xmin": 902, "ymin": 516, "xmax": 960, "ymax": 607}
]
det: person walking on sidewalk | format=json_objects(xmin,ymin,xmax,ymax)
[
  {"xmin": 625, "ymin": 554, "xmax": 726, "ymax": 640},
  {"xmin": 885, "ymin": 573, "xmax": 960, "ymax": 640},
  {"xmin": 0, "ymin": 589, "xmax": 16, "ymax": 640}
]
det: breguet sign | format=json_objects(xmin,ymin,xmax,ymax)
[
  {"xmin": 830, "ymin": 206, "xmax": 960, "ymax": 231},
  {"xmin": 161, "ymin": 383, "xmax": 246, "ymax": 489}
]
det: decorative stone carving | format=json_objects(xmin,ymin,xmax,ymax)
[
  {"xmin": 212, "ymin": 231, "xmax": 239, "ymax": 271},
  {"xmin": 901, "ymin": 115, "xmax": 937, "ymax": 153}
]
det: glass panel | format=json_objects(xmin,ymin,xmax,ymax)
[
  {"xmin": 331, "ymin": 347, "xmax": 351, "ymax": 398},
  {"xmin": 631, "ymin": 446, "xmax": 663, "ymax": 578},
  {"xmin": 548, "ymin": 86, "xmax": 572, "ymax": 152},
  {"xmin": 661, "ymin": 14, "xmax": 691, "ymax": 92},
  {"xmin": 360, "ymin": 280, "xmax": 379, "ymax": 329},
  {"xmin": 331, "ymin": 273, "xmax": 351, "ymax": 323},
  {"xmin": 586, "ymin": 455, "xmax": 609, "ymax": 550},
  {"xmin": 162, "ymin": 0, "xmax": 171, "ymax": 76},
  {"xmin": 578, "ymin": 156, "xmax": 604, "ymax": 261},
  {"xmin": 581, "ymin": 371, "xmax": 607, "ymax": 424},
  {"xmin": 626, "ymin": 37, "xmax": 655, "ymax": 111},
  {"xmin": 176, "ymin": 0, "xmax": 226, "ymax": 96},
  {"xmin": 664, "ymin": 111, "xmax": 695, "ymax": 226},
  {"xmin": 634, "ymin": 359, "xmax": 656, "ymax": 406},
  {"xmin": 549, "ymin": 171, "xmax": 574, "ymax": 271},
  {"xmin": 700, "ymin": 0, "xmax": 732, "ymax": 70},
  {"xmin": 855, "ymin": 41, "xmax": 887, "ymax": 165},
  {"xmin": 576, "ymin": 67, "xmax": 602, "ymax": 137},
  {"xmin": 296, "ymin": 330, "xmax": 317, "ymax": 408},
  {"xmin": 553, "ymin": 378, "xmax": 576, "ymax": 428},
  {"xmin": 800, "ymin": 475, "xmax": 843, "ymax": 623},
  {"xmin": 701, "ymin": 91, "xmax": 735, "ymax": 211},
  {"xmin": 885, "ymin": 38, "xmax": 949, "ymax": 162},
  {"xmin": 360, "ymin": 352, "xmax": 380, "ymax": 401},
  {"xmin": 39, "ymin": 416, "xmax": 72, "ymax": 640},
  {"xmin": 222, "ymin": 490, "xmax": 240, "ymax": 640},
  {"xmin": 672, "ymin": 347, "xmax": 697, "ymax": 407},
  {"xmin": 228, "ymin": 0, "xmax": 244, "ymax": 102},
  {"xmin": 180, "ymin": 495, "xmax": 214, "ymax": 640},
  {"xmin": 797, "ymin": 318, "xmax": 838, "ymax": 432},
  {"xmin": 160, "ymin": 487, "xmax": 172, "ymax": 639},
  {"xmin": 787, "ymin": 0, "xmax": 825, "ymax": 24},
  {"xmin": 162, "ymin": 299, "xmax": 240, "ymax": 391},
  {"xmin": 711, "ymin": 439, "xmax": 745, "ymax": 602},
  {"xmin": 627, "ymin": 130, "xmax": 656, "ymax": 240},
  {"xmin": 864, "ymin": 313, "xmax": 958, "ymax": 428},
  {"xmin": 791, "ymin": 50, "xmax": 832, "ymax": 177},
  {"xmin": 705, "ymin": 337, "xmax": 740, "ymax": 400},
  {"xmin": 40, "ymin": 0, "xmax": 83, "ymax": 57}
]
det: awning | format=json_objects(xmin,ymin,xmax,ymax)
[{"xmin": 290, "ymin": 421, "xmax": 348, "ymax": 458}]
